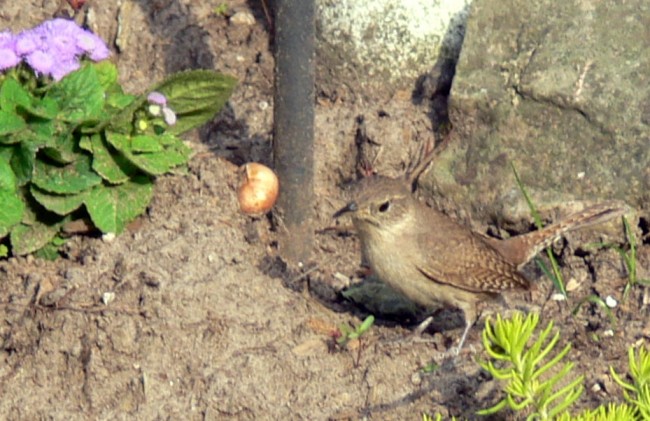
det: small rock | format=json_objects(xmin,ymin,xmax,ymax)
[
  {"xmin": 102, "ymin": 232, "xmax": 116, "ymax": 242},
  {"xmin": 410, "ymin": 372, "xmax": 422, "ymax": 385},
  {"xmin": 230, "ymin": 11, "xmax": 255, "ymax": 26},
  {"xmin": 603, "ymin": 329, "xmax": 614, "ymax": 337},
  {"xmin": 591, "ymin": 382, "xmax": 602, "ymax": 393},
  {"xmin": 102, "ymin": 291, "xmax": 116, "ymax": 305},
  {"xmin": 605, "ymin": 295, "xmax": 617, "ymax": 308},
  {"xmin": 551, "ymin": 293, "xmax": 567, "ymax": 301},
  {"xmin": 565, "ymin": 277, "xmax": 581, "ymax": 292},
  {"xmin": 331, "ymin": 272, "xmax": 351, "ymax": 290}
]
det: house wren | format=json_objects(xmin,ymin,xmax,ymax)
[{"xmin": 334, "ymin": 175, "xmax": 626, "ymax": 355}]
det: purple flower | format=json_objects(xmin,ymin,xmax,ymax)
[
  {"xmin": 25, "ymin": 50, "xmax": 54, "ymax": 75},
  {"xmin": 50, "ymin": 59, "xmax": 81, "ymax": 81},
  {"xmin": 0, "ymin": 31, "xmax": 20, "ymax": 71},
  {"xmin": 88, "ymin": 42, "xmax": 110, "ymax": 61},
  {"xmin": 14, "ymin": 30, "xmax": 42, "ymax": 55},
  {"xmin": 1, "ymin": 19, "xmax": 111, "ymax": 79},
  {"xmin": 17, "ymin": 18, "xmax": 111, "ymax": 80},
  {"xmin": 0, "ymin": 31, "xmax": 13, "ymax": 44},
  {"xmin": 146, "ymin": 92, "xmax": 176, "ymax": 125},
  {"xmin": 40, "ymin": 19, "xmax": 110, "ymax": 62},
  {"xmin": 147, "ymin": 92, "xmax": 168, "ymax": 106},
  {"xmin": 162, "ymin": 106, "xmax": 177, "ymax": 126},
  {"xmin": 43, "ymin": 21, "xmax": 83, "ymax": 59},
  {"xmin": 0, "ymin": 48, "xmax": 20, "ymax": 70},
  {"xmin": 76, "ymin": 32, "xmax": 110, "ymax": 61}
]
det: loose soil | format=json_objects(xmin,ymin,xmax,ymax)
[{"xmin": 1, "ymin": 1, "xmax": 649, "ymax": 420}]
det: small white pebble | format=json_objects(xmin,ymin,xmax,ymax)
[
  {"xmin": 551, "ymin": 293, "xmax": 567, "ymax": 301},
  {"xmin": 258, "ymin": 100, "xmax": 269, "ymax": 110},
  {"xmin": 591, "ymin": 383, "xmax": 602, "ymax": 393},
  {"xmin": 565, "ymin": 278, "xmax": 580, "ymax": 292},
  {"xmin": 102, "ymin": 232, "xmax": 116, "ymax": 242},
  {"xmin": 577, "ymin": 171, "xmax": 585, "ymax": 179},
  {"xmin": 603, "ymin": 329, "xmax": 614, "ymax": 337},
  {"xmin": 208, "ymin": 254, "xmax": 215, "ymax": 262},
  {"xmin": 605, "ymin": 295, "xmax": 617, "ymax": 308},
  {"xmin": 410, "ymin": 372, "xmax": 422, "ymax": 385},
  {"xmin": 229, "ymin": 10, "xmax": 255, "ymax": 26},
  {"xmin": 101, "ymin": 291, "xmax": 115, "ymax": 305}
]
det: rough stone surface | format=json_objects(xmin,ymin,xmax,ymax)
[
  {"xmin": 316, "ymin": 0, "xmax": 471, "ymax": 99},
  {"xmin": 422, "ymin": 0, "xmax": 650, "ymax": 227}
]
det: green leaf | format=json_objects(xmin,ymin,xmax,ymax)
[
  {"xmin": 0, "ymin": 156, "xmax": 17, "ymax": 191},
  {"xmin": 84, "ymin": 176, "xmax": 153, "ymax": 234},
  {"xmin": 0, "ymin": 190, "xmax": 24, "ymax": 238},
  {"xmin": 10, "ymin": 221, "xmax": 59, "ymax": 256},
  {"xmin": 23, "ymin": 96, "xmax": 59, "ymax": 119},
  {"xmin": 10, "ymin": 141, "xmax": 37, "ymax": 186},
  {"xmin": 0, "ymin": 110, "xmax": 27, "ymax": 136},
  {"xmin": 33, "ymin": 240, "xmax": 63, "ymax": 260},
  {"xmin": 32, "ymin": 153, "xmax": 103, "ymax": 194},
  {"xmin": 40, "ymin": 133, "xmax": 78, "ymax": 164},
  {"xmin": 0, "ymin": 158, "xmax": 24, "ymax": 237},
  {"xmin": 106, "ymin": 131, "xmax": 191, "ymax": 176},
  {"xmin": 29, "ymin": 118, "xmax": 57, "ymax": 145},
  {"xmin": 33, "ymin": 234, "xmax": 67, "ymax": 260},
  {"xmin": 129, "ymin": 145, "xmax": 191, "ymax": 175},
  {"xmin": 131, "ymin": 135, "xmax": 164, "ymax": 153},
  {"xmin": 79, "ymin": 136, "xmax": 92, "ymax": 152},
  {"xmin": 152, "ymin": 70, "xmax": 237, "ymax": 135},
  {"xmin": 93, "ymin": 61, "xmax": 118, "ymax": 91},
  {"xmin": 45, "ymin": 63, "xmax": 105, "ymax": 123},
  {"xmin": 106, "ymin": 89, "xmax": 136, "ymax": 110},
  {"xmin": 0, "ymin": 77, "xmax": 31, "ymax": 112},
  {"xmin": 1, "ymin": 118, "xmax": 55, "ymax": 149},
  {"xmin": 89, "ymin": 134, "xmax": 136, "ymax": 183},
  {"xmin": 30, "ymin": 185, "xmax": 86, "ymax": 216}
]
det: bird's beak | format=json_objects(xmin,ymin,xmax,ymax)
[{"xmin": 333, "ymin": 202, "xmax": 358, "ymax": 218}]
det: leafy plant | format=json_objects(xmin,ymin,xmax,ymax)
[
  {"xmin": 611, "ymin": 346, "xmax": 650, "ymax": 418},
  {"xmin": 511, "ymin": 163, "xmax": 567, "ymax": 297},
  {"xmin": 213, "ymin": 3, "xmax": 230, "ymax": 16},
  {"xmin": 0, "ymin": 19, "xmax": 236, "ymax": 257},
  {"xmin": 555, "ymin": 403, "xmax": 637, "ymax": 421},
  {"xmin": 478, "ymin": 312, "xmax": 650, "ymax": 421},
  {"xmin": 336, "ymin": 315, "xmax": 375, "ymax": 347},
  {"xmin": 589, "ymin": 216, "xmax": 649, "ymax": 299},
  {"xmin": 478, "ymin": 312, "xmax": 584, "ymax": 420}
]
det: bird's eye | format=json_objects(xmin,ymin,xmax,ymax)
[{"xmin": 378, "ymin": 201, "xmax": 390, "ymax": 212}]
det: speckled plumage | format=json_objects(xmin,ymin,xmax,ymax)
[{"xmin": 335, "ymin": 175, "xmax": 626, "ymax": 354}]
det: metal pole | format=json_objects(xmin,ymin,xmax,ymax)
[{"xmin": 273, "ymin": 0, "xmax": 315, "ymax": 266}]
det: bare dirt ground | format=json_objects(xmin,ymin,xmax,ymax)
[{"xmin": 1, "ymin": 1, "xmax": 649, "ymax": 420}]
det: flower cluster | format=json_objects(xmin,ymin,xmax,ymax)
[
  {"xmin": 147, "ymin": 91, "xmax": 177, "ymax": 126},
  {"xmin": 0, "ymin": 18, "xmax": 110, "ymax": 81}
]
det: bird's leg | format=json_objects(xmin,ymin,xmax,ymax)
[
  {"xmin": 455, "ymin": 320, "xmax": 472, "ymax": 356},
  {"xmin": 454, "ymin": 304, "xmax": 478, "ymax": 356}
]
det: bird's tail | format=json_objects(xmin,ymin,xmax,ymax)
[{"xmin": 487, "ymin": 201, "xmax": 628, "ymax": 267}]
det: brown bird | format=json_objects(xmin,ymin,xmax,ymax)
[{"xmin": 334, "ymin": 175, "xmax": 626, "ymax": 355}]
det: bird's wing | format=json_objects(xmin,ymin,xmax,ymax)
[{"xmin": 412, "ymin": 221, "xmax": 529, "ymax": 294}]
